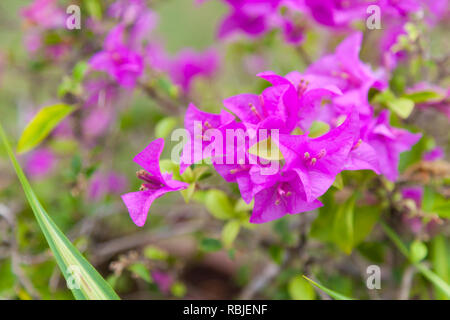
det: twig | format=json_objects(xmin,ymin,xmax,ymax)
[
  {"xmin": 399, "ymin": 266, "xmax": 416, "ymax": 300},
  {"xmin": 92, "ymin": 220, "xmax": 204, "ymax": 264},
  {"xmin": 238, "ymin": 260, "xmax": 282, "ymax": 300}
]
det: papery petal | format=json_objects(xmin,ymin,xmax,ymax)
[{"xmin": 121, "ymin": 189, "xmax": 166, "ymax": 227}]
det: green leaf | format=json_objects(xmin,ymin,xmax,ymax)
[
  {"xmin": 180, "ymin": 183, "xmax": 196, "ymax": 204},
  {"xmin": 0, "ymin": 123, "xmax": 119, "ymax": 300},
  {"xmin": 200, "ymin": 238, "xmax": 222, "ymax": 252},
  {"xmin": 431, "ymin": 235, "xmax": 449, "ymax": 300},
  {"xmin": 17, "ymin": 104, "xmax": 75, "ymax": 154},
  {"xmin": 83, "ymin": 0, "xmax": 102, "ymax": 20},
  {"xmin": 288, "ymin": 275, "xmax": 316, "ymax": 300},
  {"xmin": 353, "ymin": 206, "xmax": 381, "ymax": 246},
  {"xmin": 156, "ymin": 76, "xmax": 179, "ymax": 98},
  {"xmin": 72, "ymin": 61, "xmax": 88, "ymax": 83},
  {"xmin": 159, "ymin": 159, "xmax": 182, "ymax": 181},
  {"xmin": 143, "ymin": 246, "xmax": 168, "ymax": 261},
  {"xmin": 155, "ymin": 117, "xmax": 178, "ymax": 139},
  {"xmin": 332, "ymin": 173, "xmax": 344, "ymax": 190},
  {"xmin": 333, "ymin": 195, "xmax": 355, "ymax": 254},
  {"xmin": 311, "ymin": 194, "xmax": 380, "ymax": 254},
  {"xmin": 387, "ymin": 97, "xmax": 414, "ymax": 119},
  {"xmin": 302, "ymin": 276, "xmax": 353, "ymax": 300},
  {"xmin": 268, "ymin": 245, "xmax": 284, "ymax": 265},
  {"xmin": 221, "ymin": 220, "xmax": 241, "ymax": 248},
  {"xmin": 410, "ymin": 240, "xmax": 428, "ymax": 263},
  {"xmin": 308, "ymin": 121, "xmax": 330, "ymax": 138},
  {"xmin": 403, "ymin": 91, "xmax": 443, "ymax": 104},
  {"xmin": 381, "ymin": 221, "xmax": 450, "ymax": 298},
  {"xmin": 204, "ymin": 189, "xmax": 235, "ymax": 220},
  {"xmin": 248, "ymin": 137, "xmax": 284, "ymax": 161},
  {"xmin": 128, "ymin": 263, "xmax": 152, "ymax": 283}
]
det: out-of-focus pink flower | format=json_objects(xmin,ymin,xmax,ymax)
[
  {"xmin": 21, "ymin": 0, "xmax": 65, "ymax": 29},
  {"xmin": 24, "ymin": 148, "xmax": 56, "ymax": 179},
  {"xmin": 306, "ymin": 32, "xmax": 387, "ymax": 118},
  {"xmin": 108, "ymin": 0, "xmax": 146, "ymax": 24},
  {"xmin": 401, "ymin": 186, "xmax": 441, "ymax": 234},
  {"xmin": 24, "ymin": 31, "xmax": 42, "ymax": 53},
  {"xmin": 88, "ymin": 172, "xmax": 128, "ymax": 201},
  {"xmin": 169, "ymin": 48, "xmax": 220, "ymax": 93},
  {"xmin": 302, "ymin": 0, "xmax": 367, "ymax": 28},
  {"xmin": 380, "ymin": 22, "xmax": 408, "ymax": 70},
  {"xmin": 89, "ymin": 25, "xmax": 144, "ymax": 88},
  {"xmin": 81, "ymin": 80, "xmax": 120, "ymax": 141},
  {"xmin": 423, "ymin": 146, "xmax": 445, "ymax": 161},
  {"xmin": 362, "ymin": 110, "xmax": 421, "ymax": 181},
  {"xmin": 151, "ymin": 270, "xmax": 173, "ymax": 294},
  {"xmin": 145, "ymin": 42, "xmax": 171, "ymax": 72}
]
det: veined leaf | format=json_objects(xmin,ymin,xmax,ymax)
[
  {"xmin": 302, "ymin": 276, "xmax": 353, "ymax": 300},
  {"xmin": 17, "ymin": 104, "xmax": 74, "ymax": 154},
  {"xmin": 0, "ymin": 123, "xmax": 119, "ymax": 300}
]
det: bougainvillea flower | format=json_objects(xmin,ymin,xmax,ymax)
[
  {"xmin": 169, "ymin": 48, "xmax": 219, "ymax": 93},
  {"xmin": 362, "ymin": 110, "xmax": 422, "ymax": 181},
  {"xmin": 151, "ymin": 270, "xmax": 174, "ymax": 294},
  {"xmin": 122, "ymin": 139, "xmax": 188, "ymax": 226},
  {"xmin": 217, "ymin": 0, "xmax": 282, "ymax": 39},
  {"xmin": 21, "ymin": 0, "xmax": 65, "ymax": 29},
  {"xmin": 180, "ymin": 103, "xmax": 235, "ymax": 173},
  {"xmin": 24, "ymin": 148, "xmax": 56, "ymax": 179},
  {"xmin": 223, "ymin": 86, "xmax": 296, "ymax": 134},
  {"xmin": 250, "ymin": 170, "xmax": 323, "ymax": 223},
  {"xmin": 423, "ymin": 146, "xmax": 445, "ymax": 162},
  {"xmin": 380, "ymin": 22, "xmax": 408, "ymax": 70},
  {"xmin": 108, "ymin": 0, "xmax": 147, "ymax": 23},
  {"xmin": 344, "ymin": 138, "xmax": 381, "ymax": 174},
  {"xmin": 302, "ymin": 0, "xmax": 367, "ymax": 28},
  {"xmin": 306, "ymin": 32, "xmax": 387, "ymax": 117},
  {"xmin": 89, "ymin": 25, "xmax": 144, "ymax": 88},
  {"xmin": 256, "ymin": 71, "xmax": 342, "ymax": 131},
  {"xmin": 277, "ymin": 110, "xmax": 359, "ymax": 201},
  {"xmin": 214, "ymin": 147, "xmax": 281, "ymax": 204}
]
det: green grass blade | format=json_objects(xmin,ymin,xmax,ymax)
[
  {"xmin": 381, "ymin": 221, "xmax": 450, "ymax": 299},
  {"xmin": 302, "ymin": 275, "xmax": 354, "ymax": 300},
  {"xmin": 0, "ymin": 123, "xmax": 120, "ymax": 300}
]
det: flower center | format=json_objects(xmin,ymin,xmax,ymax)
[
  {"xmin": 136, "ymin": 170, "xmax": 164, "ymax": 190},
  {"xmin": 275, "ymin": 183, "xmax": 292, "ymax": 205},
  {"xmin": 303, "ymin": 148, "xmax": 326, "ymax": 166},
  {"xmin": 352, "ymin": 139, "xmax": 362, "ymax": 150},
  {"xmin": 297, "ymin": 79, "xmax": 309, "ymax": 98},
  {"xmin": 229, "ymin": 164, "xmax": 251, "ymax": 175},
  {"xmin": 249, "ymin": 102, "xmax": 264, "ymax": 121}
]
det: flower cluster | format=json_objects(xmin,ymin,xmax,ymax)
[
  {"xmin": 122, "ymin": 32, "xmax": 421, "ymax": 226},
  {"xmin": 203, "ymin": 0, "xmax": 449, "ymax": 70}
]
